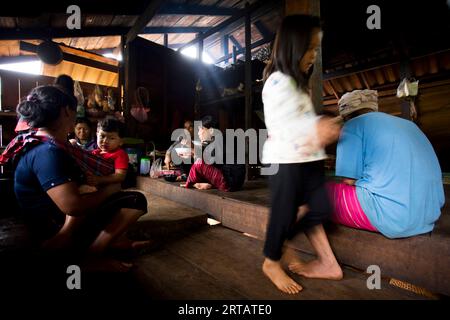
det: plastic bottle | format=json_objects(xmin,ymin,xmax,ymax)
[{"xmin": 140, "ymin": 157, "xmax": 151, "ymax": 175}]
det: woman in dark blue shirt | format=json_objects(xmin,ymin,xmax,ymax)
[{"xmin": 14, "ymin": 85, "xmax": 148, "ymax": 271}]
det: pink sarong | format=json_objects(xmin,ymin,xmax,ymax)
[{"xmin": 326, "ymin": 181, "xmax": 378, "ymax": 232}]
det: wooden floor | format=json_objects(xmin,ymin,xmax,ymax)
[
  {"xmin": 0, "ymin": 190, "xmax": 440, "ymax": 301},
  {"xmin": 132, "ymin": 224, "xmax": 426, "ymax": 300},
  {"xmin": 137, "ymin": 177, "xmax": 450, "ymax": 296},
  {"xmin": 126, "ymin": 192, "xmax": 427, "ymax": 300}
]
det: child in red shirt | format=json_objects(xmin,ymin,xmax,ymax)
[{"xmin": 86, "ymin": 117, "xmax": 129, "ymax": 187}]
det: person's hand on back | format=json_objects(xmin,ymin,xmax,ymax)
[{"xmin": 316, "ymin": 116, "xmax": 341, "ymax": 148}]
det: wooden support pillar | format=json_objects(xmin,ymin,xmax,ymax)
[
  {"xmin": 285, "ymin": 0, "xmax": 323, "ymax": 114},
  {"xmin": 122, "ymin": 35, "xmax": 137, "ymax": 136},
  {"xmin": 198, "ymin": 34, "xmax": 203, "ymax": 62},
  {"xmin": 400, "ymin": 60, "xmax": 413, "ymax": 120},
  {"xmin": 232, "ymin": 45, "xmax": 237, "ymax": 63},
  {"xmin": 222, "ymin": 35, "xmax": 229, "ymax": 64},
  {"xmin": 164, "ymin": 33, "xmax": 168, "ymax": 47},
  {"xmin": 118, "ymin": 36, "xmax": 126, "ymax": 111},
  {"xmin": 244, "ymin": 3, "xmax": 252, "ymax": 180},
  {"xmin": 244, "ymin": 6, "xmax": 252, "ymax": 131}
]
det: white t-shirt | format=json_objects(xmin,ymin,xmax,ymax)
[{"xmin": 262, "ymin": 71, "xmax": 326, "ymax": 164}]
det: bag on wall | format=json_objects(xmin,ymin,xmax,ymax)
[{"xmin": 131, "ymin": 87, "xmax": 151, "ymax": 123}]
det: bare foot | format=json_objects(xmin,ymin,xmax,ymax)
[
  {"xmin": 262, "ymin": 258, "xmax": 303, "ymax": 294},
  {"xmin": 82, "ymin": 257, "xmax": 133, "ymax": 273},
  {"xmin": 193, "ymin": 183, "xmax": 212, "ymax": 190},
  {"xmin": 289, "ymin": 258, "xmax": 343, "ymax": 280}
]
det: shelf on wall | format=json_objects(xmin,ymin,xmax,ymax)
[
  {"xmin": 198, "ymin": 82, "xmax": 264, "ymax": 107},
  {"xmin": 0, "ymin": 111, "xmax": 17, "ymax": 118}
]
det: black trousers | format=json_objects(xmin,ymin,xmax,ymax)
[{"xmin": 263, "ymin": 161, "xmax": 331, "ymax": 261}]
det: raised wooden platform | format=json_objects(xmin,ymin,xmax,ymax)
[{"xmin": 137, "ymin": 177, "xmax": 450, "ymax": 296}]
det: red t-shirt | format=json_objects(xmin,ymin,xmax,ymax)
[{"xmin": 92, "ymin": 148, "xmax": 129, "ymax": 170}]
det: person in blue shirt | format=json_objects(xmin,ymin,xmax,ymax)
[{"xmin": 329, "ymin": 89, "xmax": 445, "ymax": 238}]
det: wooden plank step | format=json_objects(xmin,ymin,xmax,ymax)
[
  {"xmin": 132, "ymin": 225, "xmax": 427, "ymax": 300},
  {"xmin": 136, "ymin": 177, "xmax": 450, "ymax": 296},
  {"xmin": 125, "ymin": 190, "xmax": 208, "ymax": 240}
]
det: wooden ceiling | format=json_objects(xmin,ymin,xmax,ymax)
[{"xmin": 0, "ymin": 0, "xmax": 279, "ymax": 65}]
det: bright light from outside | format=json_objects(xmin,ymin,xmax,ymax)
[
  {"xmin": 0, "ymin": 61, "xmax": 42, "ymax": 75},
  {"xmin": 181, "ymin": 46, "xmax": 214, "ymax": 64},
  {"xmin": 103, "ymin": 53, "xmax": 123, "ymax": 61}
]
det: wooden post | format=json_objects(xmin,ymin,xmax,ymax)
[
  {"xmin": 244, "ymin": 3, "xmax": 252, "ymax": 180},
  {"xmin": 232, "ymin": 45, "xmax": 237, "ymax": 64},
  {"xmin": 285, "ymin": 0, "xmax": 323, "ymax": 114},
  {"xmin": 118, "ymin": 36, "xmax": 126, "ymax": 112},
  {"xmin": 123, "ymin": 36, "xmax": 136, "ymax": 121},
  {"xmin": 198, "ymin": 34, "xmax": 203, "ymax": 62},
  {"xmin": 222, "ymin": 35, "xmax": 229, "ymax": 65},
  {"xmin": 164, "ymin": 33, "xmax": 168, "ymax": 48}
]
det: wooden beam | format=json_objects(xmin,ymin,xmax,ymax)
[
  {"xmin": 0, "ymin": 55, "xmax": 40, "ymax": 65},
  {"xmin": 229, "ymin": 35, "xmax": 242, "ymax": 50},
  {"xmin": 253, "ymin": 20, "xmax": 272, "ymax": 39},
  {"xmin": 215, "ymin": 37, "xmax": 273, "ymax": 64},
  {"xmin": 164, "ymin": 33, "xmax": 168, "ymax": 47},
  {"xmin": 359, "ymin": 72, "xmax": 371, "ymax": 89},
  {"xmin": 0, "ymin": 26, "xmax": 212, "ymax": 40},
  {"xmin": 126, "ymin": 0, "xmax": 165, "ymax": 44},
  {"xmin": 244, "ymin": 4, "xmax": 252, "ymax": 181},
  {"xmin": 198, "ymin": 34, "xmax": 203, "ymax": 62},
  {"xmin": 19, "ymin": 41, "xmax": 118, "ymax": 73},
  {"xmin": 143, "ymin": 26, "xmax": 211, "ymax": 34},
  {"xmin": 0, "ymin": 27, "xmax": 127, "ymax": 40},
  {"xmin": 232, "ymin": 46, "xmax": 237, "ymax": 64},
  {"xmin": 327, "ymin": 80, "xmax": 340, "ymax": 100},
  {"xmin": 202, "ymin": 1, "xmax": 280, "ymax": 52},
  {"xmin": 222, "ymin": 35, "xmax": 229, "ymax": 64},
  {"xmin": 158, "ymin": 4, "xmax": 240, "ymax": 16},
  {"xmin": 177, "ymin": 0, "xmax": 266, "ymax": 52},
  {"xmin": 118, "ymin": 36, "xmax": 126, "ymax": 112}
]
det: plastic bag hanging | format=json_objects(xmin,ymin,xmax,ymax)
[
  {"xmin": 397, "ymin": 78, "xmax": 419, "ymax": 121},
  {"xmin": 74, "ymin": 81, "xmax": 85, "ymax": 117},
  {"xmin": 131, "ymin": 87, "xmax": 151, "ymax": 123},
  {"xmin": 397, "ymin": 78, "xmax": 419, "ymax": 98}
]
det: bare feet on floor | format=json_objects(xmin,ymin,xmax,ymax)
[
  {"xmin": 193, "ymin": 183, "xmax": 212, "ymax": 190},
  {"xmin": 262, "ymin": 258, "xmax": 303, "ymax": 294},
  {"xmin": 289, "ymin": 258, "xmax": 343, "ymax": 280}
]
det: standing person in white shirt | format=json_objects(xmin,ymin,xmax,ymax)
[{"xmin": 261, "ymin": 15, "xmax": 343, "ymax": 294}]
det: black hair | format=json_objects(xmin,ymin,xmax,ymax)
[
  {"xmin": 16, "ymin": 85, "xmax": 77, "ymax": 128},
  {"xmin": 97, "ymin": 116, "xmax": 126, "ymax": 138},
  {"xmin": 75, "ymin": 117, "xmax": 92, "ymax": 127},
  {"xmin": 54, "ymin": 74, "xmax": 75, "ymax": 96},
  {"xmin": 263, "ymin": 15, "xmax": 321, "ymax": 90},
  {"xmin": 200, "ymin": 115, "xmax": 217, "ymax": 129}
]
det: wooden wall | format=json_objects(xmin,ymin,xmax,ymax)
[
  {"xmin": 125, "ymin": 37, "xmax": 214, "ymax": 149},
  {"xmin": 323, "ymin": 79, "xmax": 450, "ymax": 171},
  {"xmin": 0, "ymin": 69, "xmax": 118, "ymax": 145}
]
